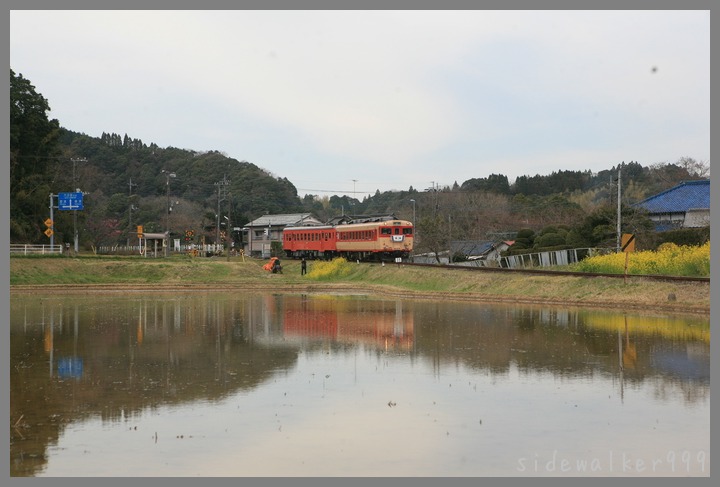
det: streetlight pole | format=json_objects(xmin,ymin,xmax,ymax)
[{"xmin": 162, "ymin": 170, "xmax": 176, "ymax": 257}]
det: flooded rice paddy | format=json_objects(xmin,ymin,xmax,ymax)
[{"xmin": 10, "ymin": 292, "xmax": 710, "ymax": 477}]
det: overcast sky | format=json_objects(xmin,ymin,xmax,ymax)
[{"xmin": 10, "ymin": 10, "xmax": 710, "ymax": 198}]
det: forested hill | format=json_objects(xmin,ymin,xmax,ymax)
[
  {"xmin": 61, "ymin": 128, "xmax": 302, "ymax": 225},
  {"xmin": 10, "ymin": 68, "xmax": 709, "ymax": 248}
]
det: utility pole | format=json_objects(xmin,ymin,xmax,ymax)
[
  {"xmin": 410, "ymin": 198, "xmax": 416, "ymax": 246},
  {"xmin": 71, "ymin": 157, "xmax": 87, "ymax": 254},
  {"xmin": 430, "ymin": 181, "xmax": 439, "ymax": 216},
  {"xmin": 127, "ymin": 178, "xmax": 137, "ymax": 247},
  {"xmin": 226, "ymin": 190, "xmax": 233, "ymax": 262},
  {"xmin": 616, "ymin": 162, "xmax": 623, "ymax": 253},
  {"xmin": 162, "ymin": 170, "xmax": 176, "ymax": 257},
  {"xmin": 215, "ymin": 175, "xmax": 229, "ymax": 256}
]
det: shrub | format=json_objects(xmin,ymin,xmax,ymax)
[
  {"xmin": 538, "ymin": 226, "xmax": 559, "ymax": 236},
  {"xmin": 516, "ymin": 228, "xmax": 535, "ymax": 240},
  {"xmin": 656, "ymin": 227, "xmax": 710, "ymax": 248},
  {"xmin": 565, "ymin": 229, "xmax": 590, "ymax": 248},
  {"xmin": 534, "ymin": 232, "xmax": 566, "ymax": 249}
]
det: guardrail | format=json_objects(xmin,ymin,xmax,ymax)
[{"xmin": 10, "ymin": 244, "xmax": 64, "ymax": 255}]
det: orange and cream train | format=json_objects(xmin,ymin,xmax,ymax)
[{"xmin": 282, "ymin": 219, "xmax": 414, "ymax": 261}]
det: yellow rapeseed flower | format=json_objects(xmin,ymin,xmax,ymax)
[
  {"xmin": 574, "ymin": 242, "xmax": 709, "ymax": 277},
  {"xmin": 306, "ymin": 257, "xmax": 354, "ymax": 280}
]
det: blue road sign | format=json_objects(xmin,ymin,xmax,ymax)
[
  {"xmin": 58, "ymin": 191, "xmax": 84, "ymax": 210},
  {"xmin": 57, "ymin": 357, "xmax": 84, "ymax": 378}
]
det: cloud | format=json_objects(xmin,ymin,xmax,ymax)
[{"xmin": 10, "ymin": 10, "xmax": 709, "ymax": 194}]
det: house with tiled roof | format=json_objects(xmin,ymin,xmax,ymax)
[
  {"xmin": 243, "ymin": 213, "xmax": 323, "ymax": 257},
  {"xmin": 634, "ymin": 180, "xmax": 710, "ymax": 231}
]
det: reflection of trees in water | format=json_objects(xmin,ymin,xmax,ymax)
[
  {"xmin": 9, "ymin": 294, "xmax": 709, "ymax": 476},
  {"xmin": 647, "ymin": 373, "xmax": 710, "ymax": 404},
  {"xmin": 410, "ymin": 302, "xmax": 710, "ymax": 396},
  {"xmin": 9, "ymin": 294, "xmax": 298, "ymax": 476},
  {"xmin": 645, "ymin": 341, "xmax": 710, "ymax": 404}
]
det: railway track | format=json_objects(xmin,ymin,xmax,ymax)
[{"xmin": 401, "ymin": 261, "xmax": 710, "ymax": 283}]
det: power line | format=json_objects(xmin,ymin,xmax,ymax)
[{"xmin": 297, "ymin": 188, "xmax": 363, "ymax": 194}]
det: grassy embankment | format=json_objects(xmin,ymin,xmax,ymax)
[{"xmin": 9, "ymin": 253, "xmax": 710, "ymax": 315}]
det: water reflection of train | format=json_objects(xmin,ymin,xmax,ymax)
[
  {"xmin": 280, "ymin": 296, "xmax": 414, "ymax": 351},
  {"xmin": 282, "ymin": 218, "xmax": 414, "ymax": 261}
]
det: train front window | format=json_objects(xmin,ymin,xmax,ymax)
[{"xmin": 403, "ymin": 228, "xmax": 413, "ymax": 235}]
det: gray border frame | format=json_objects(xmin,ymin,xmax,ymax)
[{"xmin": 4, "ymin": 2, "xmax": 715, "ymax": 487}]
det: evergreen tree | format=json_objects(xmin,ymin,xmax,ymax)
[{"xmin": 10, "ymin": 69, "xmax": 62, "ymax": 242}]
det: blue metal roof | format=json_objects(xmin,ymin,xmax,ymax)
[
  {"xmin": 450, "ymin": 240, "xmax": 495, "ymax": 256},
  {"xmin": 634, "ymin": 180, "xmax": 710, "ymax": 214}
]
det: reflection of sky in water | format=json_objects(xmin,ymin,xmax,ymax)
[
  {"xmin": 11, "ymin": 293, "xmax": 709, "ymax": 477},
  {"xmin": 41, "ymin": 348, "xmax": 708, "ymax": 477}
]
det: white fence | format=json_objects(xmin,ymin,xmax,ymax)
[
  {"xmin": 501, "ymin": 248, "xmax": 615, "ymax": 269},
  {"xmin": 94, "ymin": 243, "xmax": 227, "ymax": 256},
  {"xmin": 452, "ymin": 248, "xmax": 612, "ymax": 269},
  {"xmin": 10, "ymin": 244, "xmax": 64, "ymax": 255}
]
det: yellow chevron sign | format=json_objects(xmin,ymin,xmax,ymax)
[{"xmin": 621, "ymin": 233, "xmax": 636, "ymax": 253}]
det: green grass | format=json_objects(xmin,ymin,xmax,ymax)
[
  {"xmin": 10, "ymin": 255, "xmax": 710, "ymax": 314},
  {"xmin": 9, "ymin": 254, "xmax": 261, "ymax": 285}
]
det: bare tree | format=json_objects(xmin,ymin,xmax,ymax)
[
  {"xmin": 418, "ymin": 214, "xmax": 448, "ymax": 263},
  {"xmin": 677, "ymin": 157, "xmax": 710, "ymax": 178}
]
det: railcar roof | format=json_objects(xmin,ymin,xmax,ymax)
[
  {"xmin": 284, "ymin": 220, "xmax": 412, "ymax": 232},
  {"xmin": 335, "ymin": 220, "xmax": 412, "ymax": 228},
  {"xmin": 284, "ymin": 220, "xmax": 412, "ymax": 231},
  {"xmin": 283, "ymin": 225, "xmax": 335, "ymax": 231}
]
